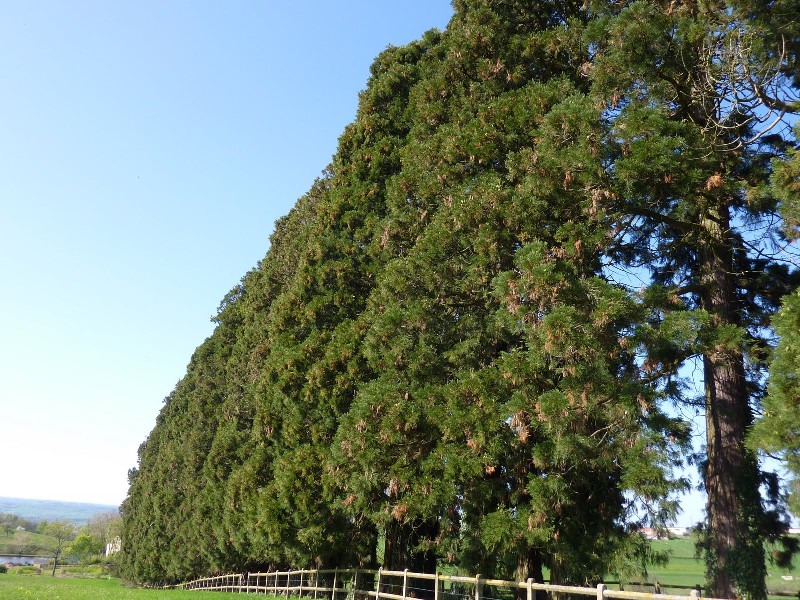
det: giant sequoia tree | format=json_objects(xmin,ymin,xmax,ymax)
[
  {"xmin": 331, "ymin": 2, "xmax": 685, "ymax": 580},
  {"xmin": 121, "ymin": 0, "xmax": 799, "ymax": 595},
  {"xmin": 584, "ymin": 1, "xmax": 799, "ymax": 597}
]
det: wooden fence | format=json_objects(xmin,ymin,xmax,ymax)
[{"xmin": 172, "ymin": 567, "xmax": 730, "ymax": 600}]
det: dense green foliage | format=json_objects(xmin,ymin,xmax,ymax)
[
  {"xmin": 752, "ymin": 290, "xmax": 800, "ymax": 515},
  {"xmin": 66, "ymin": 534, "xmax": 103, "ymax": 563},
  {"xmin": 751, "ymin": 132, "xmax": 800, "ymax": 518},
  {"xmin": 121, "ymin": 1, "xmax": 799, "ymax": 596}
]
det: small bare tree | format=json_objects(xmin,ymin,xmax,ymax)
[{"xmin": 40, "ymin": 521, "xmax": 76, "ymax": 577}]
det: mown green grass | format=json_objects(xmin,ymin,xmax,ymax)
[
  {"xmin": 645, "ymin": 537, "xmax": 705, "ymax": 589},
  {"xmin": 0, "ymin": 573, "xmax": 246, "ymax": 599},
  {"xmin": 635, "ymin": 537, "xmax": 800, "ymax": 597}
]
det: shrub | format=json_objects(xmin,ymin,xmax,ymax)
[{"xmin": 0, "ymin": 564, "xmax": 7, "ymax": 574}]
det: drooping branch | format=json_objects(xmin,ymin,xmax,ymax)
[{"xmin": 694, "ymin": 27, "xmax": 799, "ymax": 150}]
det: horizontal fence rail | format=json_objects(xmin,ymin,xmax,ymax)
[{"xmin": 172, "ymin": 568, "xmax": 734, "ymax": 600}]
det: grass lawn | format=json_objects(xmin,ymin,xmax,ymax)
[
  {"xmin": 0, "ymin": 573, "xmax": 246, "ymax": 599},
  {"xmin": 637, "ymin": 538, "xmax": 800, "ymax": 598},
  {"xmin": 644, "ymin": 537, "xmax": 705, "ymax": 590}
]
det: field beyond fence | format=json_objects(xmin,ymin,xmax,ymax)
[{"xmin": 172, "ymin": 568, "xmax": 728, "ymax": 600}]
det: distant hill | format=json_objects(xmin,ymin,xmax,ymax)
[{"xmin": 0, "ymin": 497, "xmax": 119, "ymax": 526}]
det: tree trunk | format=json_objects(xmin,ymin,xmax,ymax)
[
  {"xmin": 383, "ymin": 519, "xmax": 410, "ymax": 572},
  {"xmin": 382, "ymin": 519, "xmax": 438, "ymax": 598},
  {"xmin": 703, "ymin": 350, "xmax": 747, "ymax": 597},
  {"xmin": 514, "ymin": 547, "xmax": 545, "ymax": 600},
  {"xmin": 700, "ymin": 205, "xmax": 765, "ymax": 600}
]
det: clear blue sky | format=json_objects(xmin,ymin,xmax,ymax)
[
  {"xmin": 0, "ymin": 0, "xmax": 454, "ymax": 507},
  {"xmin": 0, "ymin": 0, "xmax": 706, "ymax": 526}
]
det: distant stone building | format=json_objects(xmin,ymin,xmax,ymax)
[{"xmin": 105, "ymin": 536, "xmax": 121, "ymax": 556}]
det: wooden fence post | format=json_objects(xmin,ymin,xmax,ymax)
[
  {"xmin": 690, "ymin": 588, "xmax": 699, "ymax": 600},
  {"xmin": 597, "ymin": 583, "xmax": 607, "ymax": 600},
  {"xmin": 528, "ymin": 578, "xmax": 534, "ymax": 600},
  {"xmin": 376, "ymin": 567, "xmax": 382, "ymax": 600},
  {"xmin": 475, "ymin": 574, "xmax": 483, "ymax": 600},
  {"xmin": 301, "ymin": 569, "xmax": 305, "ymax": 597},
  {"xmin": 287, "ymin": 570, "xmax": 292, "ymax": 597},
  {"xmin": 314, "ymin": 570, "xmax": 319, "ymax": 600},
  {"xmin": 333, "ymin": 568, "xmax": 339, "ymax": 600},
  {"xmin": 354, "ymin": 568, "xmax": 359, "ymax": 600},
  {"xmin": 435, "ymin": 572, "xmax": 440, "ymax": 600}
]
